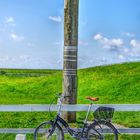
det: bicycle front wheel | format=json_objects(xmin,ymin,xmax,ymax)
[
  {"xmin": 87, "ymin": 120, "xmax": 118, "ymax": 140},
  {"xmin": 34, "ymin": 121, "xmax": 64, "ymax": 140}
]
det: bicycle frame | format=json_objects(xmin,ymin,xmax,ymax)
[
  {"xmin": 52, "ymin": 113, "xmax": 90, "ymax": 139},
  {"xmin": 51, "ymin": 96, "xmax": 95, "ymax": 139}
]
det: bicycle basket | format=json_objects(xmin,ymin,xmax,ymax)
[{"xmin": 93, "ymin": 106, "xmax": 114, "ymax": 121}]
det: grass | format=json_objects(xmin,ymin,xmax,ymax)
[
  {"xmin": 78, "ymin": 62, "xmax": 140, "ymax": 104},
  {"xmin": 0, "ymin": 62, "xmax": 140, "ymax": 139}
]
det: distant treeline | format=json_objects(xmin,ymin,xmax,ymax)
[
  {"xmin": 0, "ymin": 71, "xmax": 47, "ymax": 77},
  {"xmin": 0, "ymin": 69, "xmax": 61, "ymax": 77}
]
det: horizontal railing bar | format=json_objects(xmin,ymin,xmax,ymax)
[
  {"xmin": 0, "ymin": 129, "xmax": 34, "ymax": 134},
  {"xmin": 0, "ymin": 128, "xmax": 140, "ymax": 134},
  {"xmin": 0, "ymin": 104, "xmax": 140, "ymax": 135},
  {"xmin": 119, "ymin": 128, "xmax": 140, "ymax": 134},
  {"xmin": 0, "ymin": 104, "xmax": 140, "ymax": 112}
]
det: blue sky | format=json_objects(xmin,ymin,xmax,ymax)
[{"xmin": 0, "ymin": 0, "xmax": 140, "ymax": 69}]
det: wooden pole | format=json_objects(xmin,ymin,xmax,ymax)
[{"xmin": 63, "ymin": 0, "xmax": 79, "ymax": 122}]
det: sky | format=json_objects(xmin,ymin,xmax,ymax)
[{"xmin": 0, "ymin": 0, "xmax": 140, "ymax": 69}]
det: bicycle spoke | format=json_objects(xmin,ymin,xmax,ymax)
[
  {"xmin": 34, "ymin": 121, "xmax": 64, "ymax": 140},
  {"xmin": 87, "ymin": 121, "xmax": 118, "ymax": 140}
]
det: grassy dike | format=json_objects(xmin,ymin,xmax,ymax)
[{"xmin": 0, "ymin": 62, "xmax": 140, "ymax": 139}]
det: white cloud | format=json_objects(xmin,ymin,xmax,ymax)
[
  {"xmin": 10, "ymin": 33, "xmax": 24, "ymax": 42},
  {"xmin": 130, "ymin": 39, "xmax": 140, "ymax": 48},
  {"xmin": 94, "ymin": 33, "xmax": 103, "ymax": 40},
  {"xmin": 118, "ymin": 54, "xmax": 125, "ymax": 60},
  {"xmin": 104, "ymin": 38, "xmax": 123, "ymax": 47},
  {"xmin": 122, "ymin": 32, "xmax": 135, "ymax": 37},
  {"xmin": 94, "ymin": 33, "xmax": 123, "ymax": 50},
  {"xmin": 4, "ymin": 56, "xmax": 10, "ymax": 60},
  {"xmin": 48, "ymin": 16, "xmax": 62, "ymax": 23},
  {"xmin": 114, "ymin": 39, "xmax": 140, "ymax": 62},
  {"xmin": 19, "ymin": 55, "xmax": 30, "ymax": 61},
  {"xmin": 100, "ymin": 57, "xmax": 108, "ymax": 62},
  {"xmin": 124, "ymin": 48, "xmax": 129, "ymax": 53},
  {"xmin": 5, "ymin": 17, "xmax": 14, "ymax": 23},
  {"xmin": 0, "ymin": 56, "xmax": 10, "ymax": 61},
  {"xmin": 5, "ymin": 17, "xmax": 16, "ymax": 26},
  {"xmin": 128, "ymin": 39, "xmax": 140, "ymax": 59}
]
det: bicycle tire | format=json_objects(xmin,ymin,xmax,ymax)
[
  {"xmin": 34, "ymin": 121, "xmax": 64, "ymax": 140},
  {"xmin": 87, "ymin": 120, "xmax": 118, "ymax": 140}
]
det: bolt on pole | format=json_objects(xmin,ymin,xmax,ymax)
[{"xmin": 63, "ymin": 0, "xmax": 79, "ymax": 122}]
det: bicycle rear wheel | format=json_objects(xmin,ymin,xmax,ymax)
[
  {"xmin": 87, "ymin": 120, "xmax": 118, "ymax": 140},
  {"xmin": 34, "ymin": 121, "xmax": 64, "ymax": 140}
]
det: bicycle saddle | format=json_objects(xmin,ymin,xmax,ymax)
[{"xmin": 86, "ymin": 96, "xmax": 99, "ymax": 101}]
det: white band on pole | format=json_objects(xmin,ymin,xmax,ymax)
[
  {"xmin": 64, "ymin": 50, "xmax": 77, "ymax": 52},
  {"xmin": 64, "ymin": 46, "xmax": 77, "ymax": 51},
  {"xmin": 64, "ymin": 46, "xmax": 77, "ymax": 49},
  {"xmin": 63, "ymin": 69, "xmax": 77, "ymax": 76},
  {"xmin": 64, "ymin": 59, "xmax": 77, "ymax": 62},
  {"xmin": 64, "ymin": 55, "xmax": 77, "ymax": 58}
]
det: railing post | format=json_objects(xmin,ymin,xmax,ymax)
[{"xmin": 15, "ymin": 134, "xmax": 26, "ymax": 140}]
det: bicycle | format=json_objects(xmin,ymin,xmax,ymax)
[{"xmin": 34, "ymin": 94, "xmax": 119, "ymax": 140}]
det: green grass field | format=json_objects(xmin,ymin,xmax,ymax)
[{"xmin": 0, "ymin": 62, "xmax": 140, "ymax": 139}]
